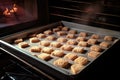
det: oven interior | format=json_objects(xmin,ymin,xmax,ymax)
[{"xmin": 0, "ymin": 0, "xmax": 120, "ymax": 80}]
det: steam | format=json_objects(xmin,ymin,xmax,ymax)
[{"xmin": 76, "ymin": 1, "xmax": 103, "ymax": 24}]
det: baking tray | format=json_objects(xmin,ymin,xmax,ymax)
[{"xmin": 0, "ymin": 21, "xmax": 120, "ymax": 80}]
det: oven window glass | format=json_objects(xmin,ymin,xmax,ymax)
[{"xmin": 0, "ymin": 0, "xmax": 38, "ymax": 28}]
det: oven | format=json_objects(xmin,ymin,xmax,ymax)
[{"xmin": 0, "ymin": 0, "xmax": 120, "ymax": 80}]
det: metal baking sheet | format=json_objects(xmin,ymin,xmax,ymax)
[{"xmin": 0, "ymin": 21, "xmax": 120, "ymax": 80}]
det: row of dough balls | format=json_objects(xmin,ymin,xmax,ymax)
[
  {"xmin": 44, "ymin": 26, "xmax": 113, "ymax": 41},
  {"xmin": 41, "ymin": 46, "xmax": 101, "ymax": 59},
  {"xmin": 27, "ymin": 26, "xmax": 76, "ymax": 38},
  {"xmin": 17, "ymin": 42, "xmax": 85, "ymax": 54},
  {"xmin": 15, "ymin": 37, "xmax": 111, "ymax": 50},
  {"xmin": 32, "ymin": 47, "xmax": 85, "ymax": 56},
  {"xmin": 41, "ymin": 26, "xmax": 114, "ymax": 41},
  {"xmin": 27, "ymin": 26, "xmax": 114, "ymax": 41},
  {"xmin": 29, "ymin": 36, "xmax": 111, "ymax": 48},
  {"xmin": 57, "ymin": 31, "xmax": 113, "ymax": 41},
  {"xmin": 36, "ymin": 30, "xmax": 114, "ymax": 42}
]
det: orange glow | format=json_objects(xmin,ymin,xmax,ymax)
[
  {"xmin": 3, "ymin": 4, "xmax": 18, "ymax": 16},
  {"xmin": 13, "ymin": 4, "xmax": 18, "ymax": 12},
  {"xmin": 3, "ymin": 8, "xmax": 11, "ymax": 16}
]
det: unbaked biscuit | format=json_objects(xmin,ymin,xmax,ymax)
[
  {"xmin": 46, "ymin": 36, "xmax": 56, "ymax": 41},
  {"xmin": 29, "ymin": 37, "xmax": 40, "ymax": 43},
  {"xmin": 91, "ymin": 34, "xmax": 100, "ymax": 39},
  {"xmin": 18, "ymin": 42, "xmax": 29, "ymax": 48},
  {"xmin": 57, "ymin": 31, "xmax": 67, "ymax": 36},
  {"xmin": 66, "ymin": 39, "xmax": 78, "ymax": 45},
  {"xmin": 68, "ymin": 30, "xmax": 77, "ymax": 34},
  {"xmin": 87, "ymin": 39, "xmax": 97, "ymax": 44},
  {"xmin": 71, "ymin": 64, "xmax": 84, "ymax": 74},
  {"xmin": 41, "ymin": 47, "xmax": 54, "ymax": 54},
  {"xmin": 51, "ymin": 50, "xmax": 64, "ymax": 57},
  {"xmin": 64, "ymin": 53, "xmax": 78, "ymax": 60},
  {"xmin": 44, "ymin": 30, "xmax": 53, "ymax": 35},
  {"xmin": 61, "ymin": 27, "xmax": 69, "ymax": 31},
  {"xmin": 36, "ymin": 33, "xmax": 46, "ymax": 38},
  {"xmin": 50, "ymin": 42, "xmax": 62, "ymax": 48},
  {"xmin": 60, "ymin": 45, "xmax": 73, "ymax": 51},
  {"xmin": 57, "ymin": 37, "xmax": 67, "ymax": 43},
  {"xmin": 53, "ymin": 58, "xmax": 69, "ymax": 68},
  {"xmin": 78, "ymin": 41, "xmax": 88, "ymax": 47},
  {"xmin": 99, "ymin": 41, "xmax": 110, "ymax": 48},
  {"xmin": 72, "ymin": 47, "xmax": 84, "ymax": 53},
  {"xmin": 14, "ymin": 38, "xmax": 23, "ymax": 44},
  {"xmin": 76, "ymin": 37, "xmax": 86, "ymax": 42},
  {"xmin": 30, "ymin": 46, "xmax": 41, "ymax": 52},
  {"xmin": 74, "ymin": 56, "xmax": 88, "ymax": 65},
  {"xmin": 87, "ymin": 51, "xmax": 100, "ymax": 59},
  {"xmin": 37, "ymin": 53, "xmax": 51, "ymax": 61},
  {"xmin": 40, "ymin": 40, "xmax": 50, "ymax": 47},
  {"xmin": 79, "ymin": 32, "xmax": 87, "ymax": 37},
  {"xmin": 90, "ymin": 45, "xmax": 102, "ymax": 52},
  {"xmin": 66, "ymin": 34, "xmax": 75, "ymax": 39},
  {"xmin": 104, "ymin": 36, "xmax": 113, "ymax": 41},
  {"xmin": 53, "ymin": 28, "xmax": 61, "ymax": 32}
]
